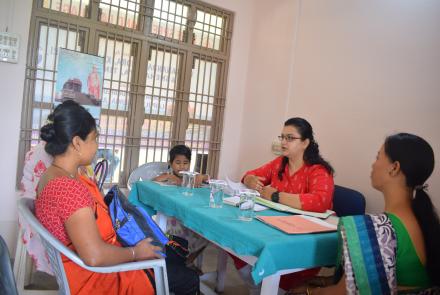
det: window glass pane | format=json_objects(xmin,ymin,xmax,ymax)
[
  {"xmin": 185, "ymin": 123, "xmax": 211, "ymax": 172},
  {"xmin": 151, "ymin": 0, "xmax": 188, "ymax": 41},
  {"xmin": 189, "ymin": 150, "xmax": 208, "ymax": 173},
  {"xmin": 97, "ymin": 114, "xmax": 127, "ymax": 182},
  {"xmin": 145, "ymin": 49, "xmax": 180, "ymax": 116},
  {"xmin": 99, "ymin": 0, "xmax": 140, "ymax": 29},
  {"xmin": 31, "ymin": 108, "xmax": 51, "ymax": 146},
  {"xmin": 138, "ymin": 147, "xmax": 169, "ymax": 165},
  {"xmin": 193, "ymin": 10, "xmax": 223, "ymax": 50},
  {"xmin": 35, "ymin": 25, "xmax": 84, "ymax": 103},
  {"xmin": 139, "ymin": 119, "xmax": 172, "ymax": 165},
  {"xmin": 43, "ymin": 0, "xmax": 90, "ymax": 17},
  {"xmin": 98, "ymin": 37, "xmax": 133, "ymax": 111},
  {"xmin": 185, "ymin": 124, "xmax": 210, "ymax": 148},
  {"xmin": 189, "ymin": 58, "xmax": 217, "ymax": 120}
]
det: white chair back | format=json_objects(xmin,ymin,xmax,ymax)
[
  {"xmin": 127, "ymin": 162, "xmax": 169, "ymax": 190},
  {"xmin": 17, "ymin": 198, "xmax": 169, "ymax": 295}
]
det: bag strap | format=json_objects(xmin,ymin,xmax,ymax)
[{"xmin": 94, "ymin": 159, "xmax": 109, "ymax": 191}]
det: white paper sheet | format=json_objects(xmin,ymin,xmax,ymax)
[{"xmin": 223, "ymin": 196, "xmax": 268, "ymax": 212}]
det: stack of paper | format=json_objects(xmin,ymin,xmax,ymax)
[{"xmin": 255, "ymin": 197, "xmax": 334, "ymax": 219}]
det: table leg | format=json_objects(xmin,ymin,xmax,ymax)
[
  {"xmin": 215, "ymin": 248, "xmax": 228, "ymax": 292},
  {"xmin": 156, "ymin": 212, "xmax": 168, "ymax": 232},
  {"xmin": 260, "ymin": 274, "xmax": 281, "ymax": 295}
]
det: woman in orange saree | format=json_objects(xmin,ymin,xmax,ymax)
[{"xmin": 35, "ymin": 101, "xmax": 160, "ymax": 295}]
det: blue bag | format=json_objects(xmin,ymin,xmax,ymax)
[{"xmin": 104, "ymin": 185, "xmax": 168, "ymax": 256}]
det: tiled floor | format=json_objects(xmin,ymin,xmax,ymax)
[
  {"xmin": 25, "ymin": 244, "xmax": 249, "ymax": 294},
  {"xmin": 199, "ymin": 245, "xmax": 248, "ymax": 295}
]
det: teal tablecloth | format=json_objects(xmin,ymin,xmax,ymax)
[{"xmin": 128, "ymin": 181, "xmax": 338, "ymax": 284}]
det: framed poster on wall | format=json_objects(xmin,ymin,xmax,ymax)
[{"xmin": 55, "ymin": 48, "xmax": 104, "ymax": 120}]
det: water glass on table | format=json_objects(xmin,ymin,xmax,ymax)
[
  {"xmin": 180, "ymin": 171, "xmax": 198, "ymax": 196},
  {"xmin": 208, "ymin": 179, "xmax": 227, "ymax": 208},
  {"xmin": 238, "ymin": 189, "xmax": 259, "ymax": 221}
]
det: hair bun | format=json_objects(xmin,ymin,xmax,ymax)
[{"xmin": 40, "ymin": 123, "xmax": 56, "ymax": 142}]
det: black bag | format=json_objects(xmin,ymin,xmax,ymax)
[{"xmin": 166, "ymin": 235, "xmax": 190, "ymax": 264}]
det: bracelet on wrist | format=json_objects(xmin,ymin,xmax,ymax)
[{"xmin": 130, "ymin": 247, "xmax": 136, "ymax": 261}]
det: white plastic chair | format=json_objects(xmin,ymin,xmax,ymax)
[
  {"xmin": 17, "ymin": 198, "xmax": 169, "ymax": 295},
  {"xmin": 127, "ymin": 162, "xmax": 169, "ymax": 190}
]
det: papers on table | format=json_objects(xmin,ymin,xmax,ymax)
[
  {"xmin": 255, "ymin": 197, "xmax": 335, "ymax": 219},
  {"xmin": 257, "ymin": 215, "xmax": 337, "ymax": 234},
  {"xmin": 223, "ymin": 196, "xmax": 268, "ymax": 212},
  {"xmin": 223, "ymin": 177, "xmax": 334, "ymax": 218},
  {"xmin": 224, "ymin": 176, "xmax": 247, "ymax": 195}
]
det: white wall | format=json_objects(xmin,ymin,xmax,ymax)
[
  {"xmin": 202, "ymin": 0, "xmax": 255, "ymax": 180},
  {"xmin": 289, "ymin": 0, "xmax": 440, "ymax": 213},
  {"xmin": 236, "ymin": 0, "xmax": 300, "ymax": 177},
  {"xmin": 238, "ymin": 0, "xmax": 440, "ymax": 213},
  {"xmin": 0, "ymin": 0, "xmax": 32, "ymax": 252}
]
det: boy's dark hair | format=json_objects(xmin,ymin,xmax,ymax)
[{"xmin": 169, "ymin": 145, "xmax": 191, "ymax": 163}]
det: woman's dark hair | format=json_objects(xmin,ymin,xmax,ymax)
[
  {"xmin": 40, "ymin": 100, "xmax": 96, "ymax": 156},
  {"xmin": 278, "ymin": 117, "xmax": 334, "ymax": 180},
  {"xmin": 384, "ymin": 133, "xmax": 440, "ymax": 286},
  {"xmin": 169, "ymin": 145, "xmax": 191, "ymax": 163}
]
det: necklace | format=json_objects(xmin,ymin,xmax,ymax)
[{"xmin": 52, "ymin": 163, "xmax": 76, "ymax": 179}]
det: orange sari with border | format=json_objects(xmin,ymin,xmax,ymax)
[{"xmin": 62, "ymin": 175, "xmax": 154, "ymax": 295}]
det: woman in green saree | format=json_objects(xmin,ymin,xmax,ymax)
[{"xmin": 314, "ymin": 133, "xmax": 440, "ymax": 295}]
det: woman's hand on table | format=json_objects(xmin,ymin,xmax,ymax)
[
  {"xmin": 260, "ymin": 185, "xmax": 277, "ymax": 200},
  {"xmin": 243, "ymin": 175, "xmax": 266, "ymax": 191}
]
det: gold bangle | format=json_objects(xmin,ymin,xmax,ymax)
[{"xmin": 130, "ymin": 247, "xmax": 136, "ymax": 261}]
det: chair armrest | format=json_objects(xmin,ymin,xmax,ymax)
[{"xmin": 81, "ymin": 258, "xmax": 166, "ymax": 273}]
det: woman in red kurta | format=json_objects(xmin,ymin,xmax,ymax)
[
  {"xmin": 243, "ymin": 117, "xmax": 334, "ymax": 212},
  {"xmin": 238, "ymin": 117, "xmax": 335, "ymax": 292},
  {"xmin": 243, "ymin": 157, "xmax": 333, "ymax": 212}
]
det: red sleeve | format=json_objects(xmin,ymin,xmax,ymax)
[
  {"xmin": 242, "ymin": 157, "xmax": 281, "ymax": 186},
  {"xmin": 299, "ymin": 166, "xmax": 334, "ymax": 213},
  {"xmin": 55, "ymin": 178, "xmax": 94, "ymax": 224}
]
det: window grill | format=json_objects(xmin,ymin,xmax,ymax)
[{"xmin": 17, "ymin": 0, "xmax": 233, "ymax": 187}]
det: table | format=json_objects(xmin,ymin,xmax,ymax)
[{"xmin": 128, "ymin": 181, "xmax": 338, "ymax": 294}]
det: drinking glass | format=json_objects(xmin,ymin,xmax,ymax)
[
  {"xmin": 180, "ymin": 171, "xmax": 198, "ymax": 196},
  {"xmin": 208, "ymin": 179, "xmax": 227, "ymax": 208},
  {"xmin": 238, "ymin": 189, "xmax": 259, "ymax": 221}
]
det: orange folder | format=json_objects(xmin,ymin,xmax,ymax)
[{"xmin": 256, "ymin": 215, "xmax": 337, "ymax": 234}]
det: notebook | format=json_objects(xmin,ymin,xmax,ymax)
[{"xmin": 256, "ymin": 215, "xmax": 337, "ymax": 234}]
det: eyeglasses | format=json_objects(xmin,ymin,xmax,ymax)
[{"xmin": 278, "ymin": 135, "xmax": 302, "ymax": 142}]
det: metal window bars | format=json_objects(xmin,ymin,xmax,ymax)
[{"xmin": 17, "ymin": 0, "xmax": 233, "ymax": 187}]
